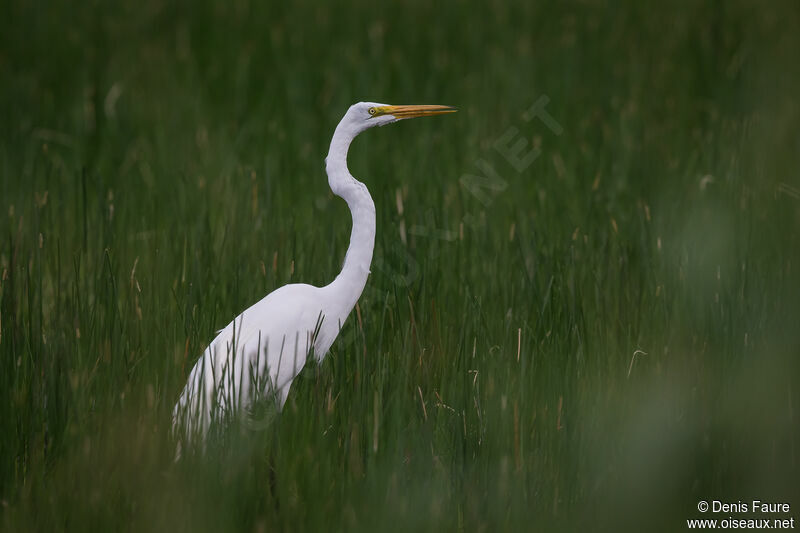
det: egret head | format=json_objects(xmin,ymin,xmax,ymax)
[
  {"xmin": 326, "ymin": 101, "xmax": 456, "ymax": 179},
  {"xmin": 345, "ymin": 101, "xmax": 457, "ymax": 132}
]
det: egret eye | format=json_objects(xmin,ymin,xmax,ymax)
[{"xmin": 368, "ymin": 107, "xmax": 377, "ymax": 116}]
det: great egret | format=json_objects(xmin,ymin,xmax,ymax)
[{"xmin": 173, "ymin": 102, "xmax": 456, "ymax": 444}]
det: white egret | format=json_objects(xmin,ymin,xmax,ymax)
[{"xmin": 173, "ymin": 102, "xmax": 456, "ymax": 445}]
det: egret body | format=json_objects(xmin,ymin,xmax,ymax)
[{"xmin": 173, "ymin": 102, "xmax": 455, "ymax": 443}]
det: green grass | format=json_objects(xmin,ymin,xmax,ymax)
[{"xmin": 2, "ymin": 1, "xmax": 799, "ymax": 531}]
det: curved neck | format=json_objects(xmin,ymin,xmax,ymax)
[{"xmin": 325, "ymin": 122, "xmax": 376, "ymax": 313}]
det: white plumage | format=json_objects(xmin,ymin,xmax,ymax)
[{"xmin": 172, "ymin": 101, "xmax": 455, "ymax": 445}]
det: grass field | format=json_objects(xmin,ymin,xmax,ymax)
[{"xmin": 2, "ymin": 1, "xmax": 799, "ymax": 531}]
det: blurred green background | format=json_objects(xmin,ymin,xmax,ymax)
[{"xmin": 1, "ymin": 0, "xmax": 799, "ymax": 531}]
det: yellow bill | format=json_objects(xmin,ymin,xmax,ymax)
[{"xmin": 371, "ymin": 104, "xmax": 457, "ymax": 119}]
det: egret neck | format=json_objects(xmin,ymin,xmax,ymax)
[{"xmin": 324, "ymin": 117, "xmax": 376, "ymax": 317}]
